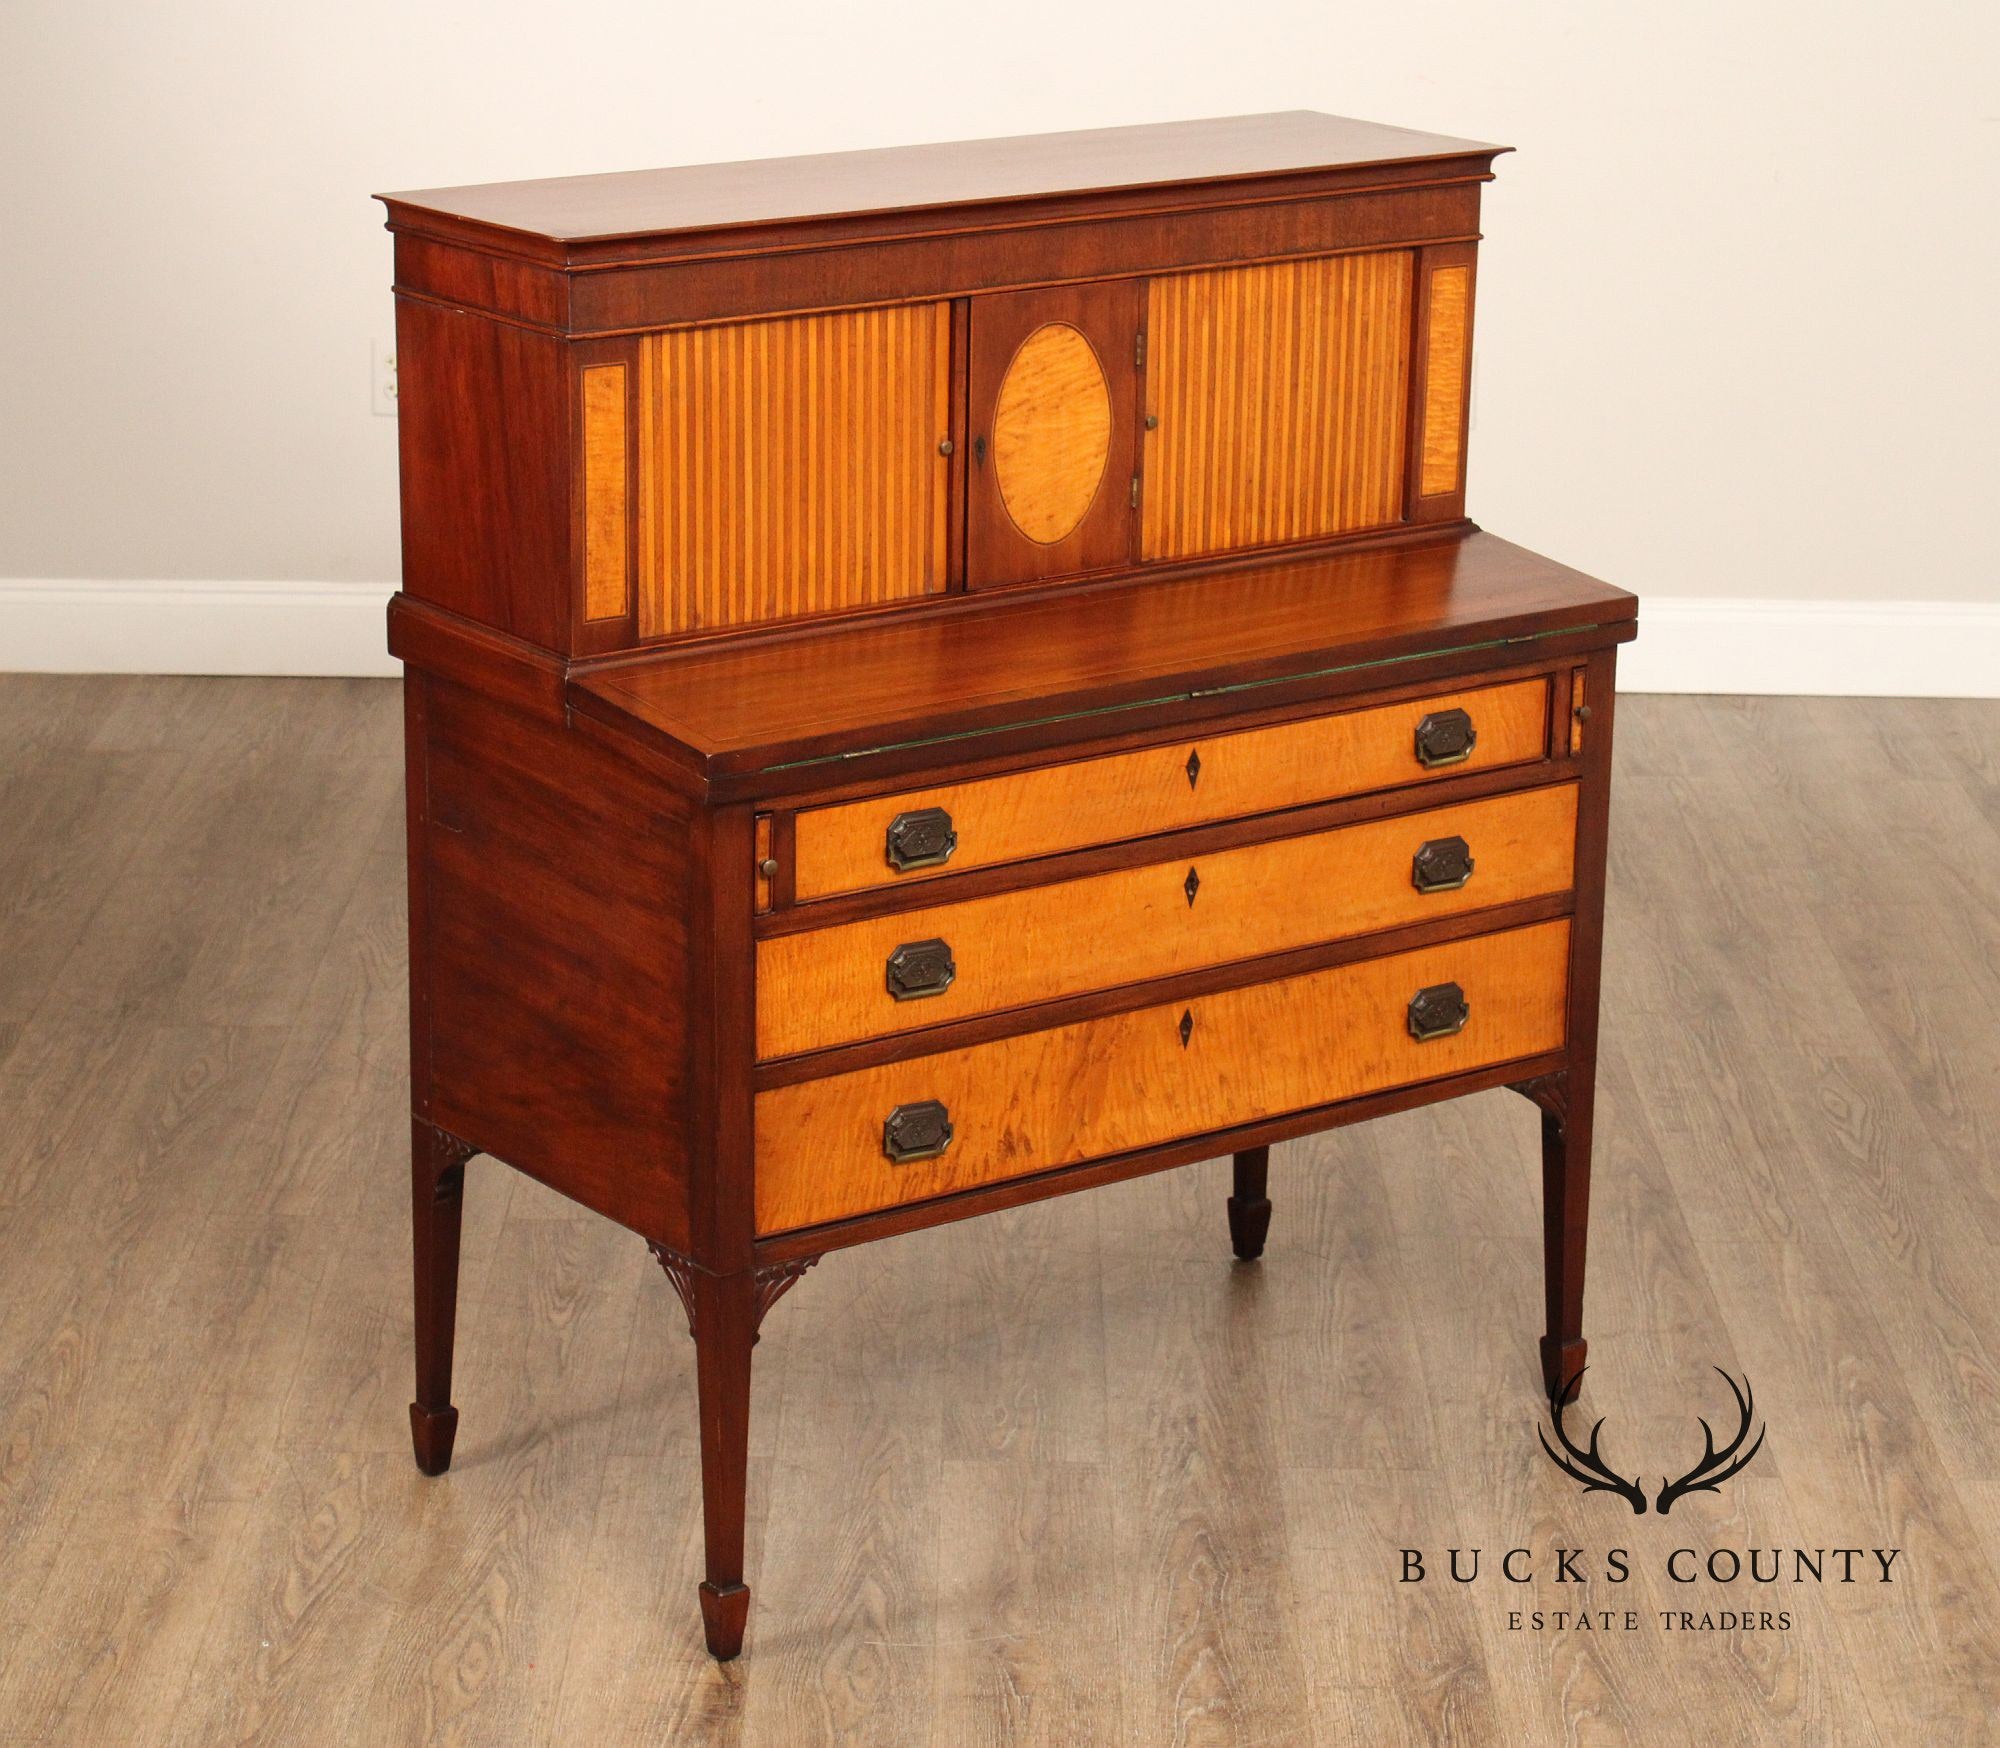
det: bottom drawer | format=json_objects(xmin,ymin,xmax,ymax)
[{"xmin": 753, "ymin": 917, "xmax": 1570, "ymax": 1235}]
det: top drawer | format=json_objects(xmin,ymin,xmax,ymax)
[{"xmin": 792, "ymin": 676, "xmax": 1550, "ymax": 899}]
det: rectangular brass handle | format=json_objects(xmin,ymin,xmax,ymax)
[
  {"xmin": 1411, "ymin": 834, "xmax": 1475, "ymax": 893},
  {"xmin": 885, "ymin": 938, "xmax": 956, "ymax": 1001},
  {"xmin": 1408, "ymin": 981, "xmax": 1470, "ymax": 1041},
  {"xmin": 885, "ymin": 806, "xmax": 957, "ymax": 872},
  {"xmin": 883, "ymin": 1099, "xmax": 953, "ymax": 1164},
  {"xmin": 1414, "ymin": 708, "xmax": 1477, "ymax": 769}
]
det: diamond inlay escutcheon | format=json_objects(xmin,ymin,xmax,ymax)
[
  {"xmin": 1178, "ymin": 1009, "xmax": 1195, "ymax": 1048},
  {"xmin": 1183, "ymin": 867, "xmax": 1200, "ymax": 907},
  {"xmin": 1185, "ymin": 748, "xmax": 1201, "ymax": 789}
]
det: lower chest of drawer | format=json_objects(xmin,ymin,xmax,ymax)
[
  {"xmin": 758, "ymin": 782, "xmax": 1576, "ymax": 1060},
  {"xmin": 752, "ymin": 917, "xmax": 1570, "ymax": 1236}
]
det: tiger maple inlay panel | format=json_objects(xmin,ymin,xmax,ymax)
[
  {"xmin": 635, "ymin": 303, "xmax": 952, "ymax": 636},
  {"xmin": 993, "ymin": 323, "xmax": 1114, "ymax": 545},
  {"xmin": 1420, "ymin": 264, "xmax": 1472, "ymax": 499},
  {"xmin": 1141, "ymin": 251, "xmax": 1412, "ymax": 562},
  {"xmin": 581, "ymin": 363, "xmax": 630, "ymax": 622}
]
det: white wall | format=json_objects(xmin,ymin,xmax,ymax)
[{"xmin": 1, "ymin": 1, "xmax": 1995, "ymax": 679}]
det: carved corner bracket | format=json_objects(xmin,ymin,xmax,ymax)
[
  {"xmin": 648, "ymin": 1243, "xmax": 822, "ymax": 1345},
  {"xmin": 1507, "ymin": 1071, "xmax": 1570, "ymax": 1131},
  {"xmin": 649, "ymin": 1241, "xmax": 703, "ymax": 1338},
  {"xmin": 752, "ymin": 1255, "xmax": 820, "ymax": 1331},
  {"xmin": 416, "ymin": 1120, "xmax": 478, "ymax": 1196}
]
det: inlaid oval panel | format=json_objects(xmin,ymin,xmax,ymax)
[{"xmin": 992, "ymin": 322, "xmax": 1112, "ymax": 545}]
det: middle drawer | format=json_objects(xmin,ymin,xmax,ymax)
[{"xmin": 757, "ymin": 781, "xmax": 1577, "ymax": 1059}]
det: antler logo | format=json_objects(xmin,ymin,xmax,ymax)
[{"xmin": 1537, "ymin": 1368, "xmax": 1766, "ymax": 1515}]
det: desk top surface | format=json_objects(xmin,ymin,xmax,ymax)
[
  {"xmin": 570, "ymin": 530, "xmax": 1634, "ymax": 781},
  {"xmin": 377, "ymin": 111, "xmax": 1504, "ymax": 247}
]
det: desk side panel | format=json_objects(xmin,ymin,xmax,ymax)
[
  {"xmin": 395, "ymin": 296, "xmax": 573, "ymax": 651},
  {"xmin": 411, "ymin": 672, "xmax": 693, "ymax": 1246}
]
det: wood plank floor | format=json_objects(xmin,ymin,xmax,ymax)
[{"xmin": 1, "ymin": 675, "xmax": 1997, "ymax": 1745}]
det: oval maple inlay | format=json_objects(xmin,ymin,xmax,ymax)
[{"xmin": 992, "ymin": 322, "xmax": 1112, "ymax": 545}]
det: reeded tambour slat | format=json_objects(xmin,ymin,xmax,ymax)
[
  {"xmin": 635, "ymin": 303, "xmax": 952, "ymax": 635},
  {"xmin": 1141, "ymin": 251, "xmax": 1412, "ymax": 561}
]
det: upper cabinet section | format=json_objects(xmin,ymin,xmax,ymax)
[{"xmin": 381, "ymin": 113, "xmax": 1505, "ymax": 655}]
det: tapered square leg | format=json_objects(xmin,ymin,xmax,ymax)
[
  {"xmin": 691, "ymin": 1268, "xmax": 757, "ymax": 1659},
  {"xmin": 410, "ymin": 1118, "xmax": 474, "ymax": 1476},
  {"xmin": 1227, "ymin": 1145, "xmax": 1272, "ymax": 1260},
  {"xmin": 1531, "ymin": 1072, "xmax": 1593, "ymax": 1405}
]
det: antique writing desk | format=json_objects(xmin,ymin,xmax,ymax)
[{"xmin": 379, "ymin": 112, "xmax": 1635, "ymax": 1658}]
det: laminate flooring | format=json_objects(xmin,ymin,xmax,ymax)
[{"xmin": 0, "ymin": 676, "xmax": 1996, "ymax": 1745}]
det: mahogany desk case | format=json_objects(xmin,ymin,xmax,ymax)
[{"xmin": 378, "ymin": 112, "xmax": 1637, "ymax": 1658}]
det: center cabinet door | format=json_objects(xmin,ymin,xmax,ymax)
[{"xmin": 965, "ymin": 280, "xmax": 1144, "ymax": 589}]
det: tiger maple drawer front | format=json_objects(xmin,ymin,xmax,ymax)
[
  {"xmin": 790, "ymin": 677, "xmax": 1551, "ymax": 899},
  {"xmin": 758, "ymin": 783, "xmax": 1576, "ymax": 1059},
  {"xmin": 752, "ymin": 918, "xmax": 1570, "ymax": 1235}
]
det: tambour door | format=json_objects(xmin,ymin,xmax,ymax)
[
  {"xmin": 965, "ymin": 280, "xmax": 1144, "ymax": 588},
  {"xmin": 1140, "ymin": 252, "xmax": 1415, "ymax": 562},
  {"xmin": 630, "ymin": 303, "xmax": 954, "ymax": 637}
]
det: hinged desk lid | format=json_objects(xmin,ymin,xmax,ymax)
[{"xmin": 566, "ymin": 530, "xmax": 1633, "ymax": 792}]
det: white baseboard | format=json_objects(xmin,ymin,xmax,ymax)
[
  {"xmin": 1617, "ymin": 597, "xmax": 1999, "ymax": 698},
  {"xmin": 0, "ymin": 578, "xmax": 399, "ymax": 678},
  {"xmin": 0, "ymin": 579, "xmax": 1994, "ymax": 697}
]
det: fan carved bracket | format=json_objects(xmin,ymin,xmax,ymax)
[
  {"xmin": 648, "ymin": 1243, "xmax": 822, "ymax": 1345},
  {"xmin": 1508, "ymin": 1071, "xmax": 1571, "ymax": 1133},
  {"xmin": 416, "ymin": 1121, "xmax": 478, "ymax": 1198}
]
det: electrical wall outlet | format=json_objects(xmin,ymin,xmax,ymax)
[{"xmin": 373, "ymin": 339, "xmax": 399, "ymax": 417}]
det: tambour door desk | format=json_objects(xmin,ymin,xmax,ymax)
[{"xmin": 378, "ymin": 112, "xmax": 1637, "ymax": 1658}]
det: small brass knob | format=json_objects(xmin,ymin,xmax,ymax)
[
  {"xmin": 1574, "ymin": 704, "xmax": 1592, "ymax": 722},
  {"xmin": 1144, "ymin": 413, "xmax": 1159, "ymax": 430},
  {"xmin": 937, "ymin": 437, "xmax": 954, "ymax": 456},
  {"xmin": 758, "ymin": 857, "xmax": 778, "ymax": 878}
]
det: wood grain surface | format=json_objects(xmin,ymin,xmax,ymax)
[
  {"xmin": 1143, "ymin": 251, "xmax": 1411, "ymax": 559},
  {"xmin": 790, "ymin": 674, "xmax": 1551, "ymax": 898},
  {"xmin": 761, "ymin": 783, "xmax": 1576, "ymax": 1057},
  {"xmin": 1419, "ymin": 263, "xmax": 1471, "ymax": 498},
  {"xmin": 964, "ymin": 277, "xmax": 1142, "ymax": 588},
  {"xmin": 992, "ymin": 322, "xmax": 1113, "ymax": 544},
  {"xmin": 5, "ymin": 676, "xmax": 1998, "ymax": 1743},
  {"xmin": 377, "ymin": 110, "xmax": 1503, "ymax": 248},
  {"xmin": 572, "ymin": 528, "xmax": 1633, "ymax": 780},
  {"xmin": 580, "ymin": 363, "xmax": 629, "ymax": 622},
  {"xmin": 634, "ymin": 303, "xmax": 950, "ymax": 635},
  {"xmin": 753, "ymin": 919, "xmax": 1571, "ymax": 1232}
]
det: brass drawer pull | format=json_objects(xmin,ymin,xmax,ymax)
[
  {"xmin": 885, "ymin": 806, "xmax": 957, "ymax": 872},
  {"xmin": 883, "ymin": 1099, "xmax": 954, "ymax": 1164},
  {"xmin": 885, "ymin": 937, "xmax": 956, "ymax": 1001},
  {"xmin": 1408, "ymin": 981, "xmax": 1470, "ymax": 1041},
  {"xmin": 1411, "ymin": 834, "xmax": 1475, "ymax": 893},
  {"xmin": 1414, "ymin": 708, "xmax": 1477, "ymax": 768}
]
